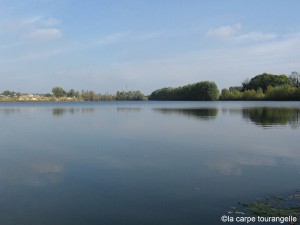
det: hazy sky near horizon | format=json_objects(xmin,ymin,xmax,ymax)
[{"xmin": 1, "ymin": 0, "xmax": 300, "ymax": 94}]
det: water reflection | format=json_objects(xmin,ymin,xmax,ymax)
[
  {"xmin": 117, "ymin": 107, "xmax": 141, "ymax": 112},
  {"xmin": 242, "ymin": 107, "xmax": 300, "ymax": 128},
  {"xmin": 0, "ymin": 108, "xmax": 21, "ymax": 115},
  {"xmin": 0, "ymin": 102, "xmax": 300, "ymax": 225},
  {"xmin": 207, "ymin": 154, "xmax": 277, "ymax": 176},
  {"xmin": 0, "ymin": 159, "xmax": 64, "ymax": 187},
  {"xmin": 153, "ymin": 108, "xmax": 218, "ymax": 121},
  {"xmin": 52, "ymin": 107, "xmax": 95, "ymax": 116}
]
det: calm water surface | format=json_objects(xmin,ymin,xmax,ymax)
[{"xmin": 0, "ymin": 101, "xmax": 299, "ymax": 225}]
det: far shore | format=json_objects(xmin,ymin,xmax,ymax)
[{"xmin": 0, "ymin": 94, "xmax": 83, "ymax": 102}]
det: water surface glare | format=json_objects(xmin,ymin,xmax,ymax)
[{"xmin": 0, "ymin": 101, "xmax": 300, "ymax": 225}]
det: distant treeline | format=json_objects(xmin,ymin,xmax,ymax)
[
  {"xmin": 220, "ymin": 72, "xmax": 300, "ymax": 101},
  {"xmin": 148, "ymin": 81, "xmax": 219, "ymax": 100},
  {"xmin": 1, "ymin": 72, "xmax": 300, "ymax": 101},
  {"xmin": 149, "ymin": 72, "xmax": 300, "ymax": 101},
  {"xmin": 50, "ymin": 87, "xmax": 145, "ymax": 101},
  {"xmin": 0, "ymin": 87, "xmax": 145, "ymax": 101}
]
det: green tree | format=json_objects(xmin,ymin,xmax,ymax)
[
  {"xmin": 148, "ymin": 81, "xmax": 219, "ymax": 101},
  {"xmin": 67, "ymin": 89, "xmax": 80, "ymax": 98},
  {"xmin": 52, "ymin": 87, "xmax": 66, "ymax": 97},
  {"xmin": 116, "ymin": 90, "xmax": 144, "ymax": 100},
  {"xmin": 242, "ymin": 73, "xmax": 290, "ymax": 92},
  {"xmin": 265, "ymin": 85, "xmax": 300, "ymax": 100},
  {"xmin": 219, "ymin": 88, "xmax": 242, "ymax": 100},
  {"xmin": 289, "ymin": 71, "xmax": 299, "ymax": 87},
  {"xmin": 2, "ymin": 90, "xmax": 16, "ymax": 96}
]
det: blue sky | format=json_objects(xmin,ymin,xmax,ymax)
[{"xmin": 1, "ymin": 0, "xmax": 300, "ymax": 94}]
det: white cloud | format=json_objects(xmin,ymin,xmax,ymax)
[
  {"xmin": 41, "ymin": 18, "xmax": 61, "ymax": 26},
  {"xmin": 22, "ymin": 16, "xmax": 61, "ymax": 26},
  {"xmin": 131, "ymin": 31, "xmax": 165, "ymax": 41},
  {"xmin": 101, "ymin": 32, "xmax": 300, "ymax": 93},
  {"xmin": 22, "ymin": 16, "xmax": 43, "ymax": 25},
  {"xmin": 0, "ymin": 48, "xmax": 66, "ymax": 64},
  {"xmin": 96, "ymin": 30, "xmax": 165, "ymax": 46},
  {"xmin": 206, "ymin": 23, "xmax": 241, "ymax": 39},
  {"xmin": 96, "ymin": 32, "xmax": 130, "ymax": 46},
  {"xmin": 206, "ymin": 23, "xmax": 277, "ymax": 43},
  {"xmin": 0, "ymin": 20, "xmax": 20, "ymax": 33},
  {"xmin": 21, "ymin": 49, "xmax": 65, "ymax": 61},
  {"xmin": 248, "ymin": 34, "xmax": 300, "ymax": 63},
  {"xmin": 235, "ymin": 31, "xmax": 277, "ymax": 42},
  {"xmin": 27, "ymin": 28, "xmax": 62, "ymax": 41}
]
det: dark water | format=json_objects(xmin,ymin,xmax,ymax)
[{"xmin": 0, "ymin": 101, "xmax": 299, "ymax": 225}]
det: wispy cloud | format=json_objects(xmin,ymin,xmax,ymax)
[
  {"xmin": 131, "ymin": 31, "xmax": 165, "ymax": 41},
  {"xmin": 96, "ymin": 30, "xmax": 166, "ymax": 46},
  {"xmin": 0, "ymin": 15, "xmax": 62, "ymax": 42},
  {"xmin": 206, "ymin": 23, "xmax": 241, "ymax": 39},
  {"xmin": 22, "ymin": 16, "xmax": 61, "ymax": 26},
  {"xmin": 249, "ymin": 33, "xmax": 300, "ymax": 55},
  {"xmin": 41, "ymin": 18, "xmax": 61, "ymax": 26},
  {"xmin": 0, "ymin": 42, "xmax": 23, "ymax": 50},
  {"xmin": 22, "ymin": 16, "xmax": 43, "ymax": 25},
  {"xmin": 27, "ymin": 28, "xmax": 62, "ymax": 41},
  {"xmin": 235, "ymin": 31, "xmax": 277, "ymax": 42},
  {"xmin": 21, "ymin": 49, "xmax": 65, "ymax": 61},
  {"xmin": 104, "ymin": 32, "xmax": 300, "ymax": 93},
  {"xmin": 1, "ymin": 48, "xmax": 67, "ymax": 64},
  {"xmin": 96, "ymin": 32, "xmax": 130, "ymax": 46},
  {"xmin": 206, "ymin": 23, "xmax": 277, "ymax": 43}
]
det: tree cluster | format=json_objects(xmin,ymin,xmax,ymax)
[
  {"xmin": 80, "ymin": 90, "xmax": 115, "ymax": 101},
  {"xmin": 2, "ymin": 71, "xmax": 300, "ymax": 102},
  {"xmin": 51, "ymin": 87, "xmax": 145, "ymax": 101},
  {"xmin": 148, "ymin": 81, "xmax": 219, "ymax": 101},
  {"xmin": 220, "ymin": 88, "xmax": 264, "ymax": 100},
  {"xmin": 220, "ymin": 72, "xmax": 300, "ymax": 101},
  {"xmin": 242, "ymin": 73, "xmax": 291, "ymax": 92},
  {"xmin": 52, "ymin": 87, "xmax": 80, "ymax": 98},
  {"xmin": 1, "ymin": 90, "xmax": 20, "ymax": 97},
  {"xmin": 116, "ymin": 91, "xmax": 145, "ymax": 101}
]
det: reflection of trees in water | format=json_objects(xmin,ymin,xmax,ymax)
[
  {"xmin": 154, "ymin": 108, "xmax": 218, "ymax": 121},
  {"xmin": 52, "ymin": 108, "xmax": 95, "ymax": 116},
  {"xmin": 0, "ymin": 108, "xmax": 21, "ymax": 115},
  {"xmin": 242, "ymin": 107, "xmax": 300, "ymax": 128},
  {"xmin": 116, "ymin": 107, "xmax": 141, "ymax": 112}
]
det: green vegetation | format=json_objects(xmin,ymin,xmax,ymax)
[
  {"xmin": 116, "ymin": 90, "xmax": 145, "ymax": 101},
  {"xmin": 227, "ymin": 191, "xmax": 300, "ymax": 225},
  {"xmin": 52, "ymin": 86, "xmax": 66, "ymax": 97},
  {"xmin": 153, "ymin": 108, "xmax": 218, "ymax": 120},
  {"xmin": 1, "ymin": 71, "xmax": 300, "ymax": 102},
  {"xmin": 0, "ymin": 87, "xmax": 145, "ymax": 102},
  {"xmin": 2, "ymin": 90, "xmax": 19, "ymax": 97},
  {"xmin": 242, "ymin": 107, "xmax": 300, "ymax": 128},
  {"xmin": 220, "ymin": 72, "xmax": 300, "ymax": 101},
  {"xmin": 148, "ymin": 81, "xmax": 219, "ymax": 101},
  {"xmin": 80, "ymin": 90, "xmax": 115, "ymax": 101},
  {"xmin": 220, "ymin": 88, "xmax": 264, "ymax": 100},
  {"xmin": 242, "ymin": 73, "xmax": 291, "ymax": 92},
  {"xmin": 265, "ymin": 85, "xmax": 300, "ymax": 101}
]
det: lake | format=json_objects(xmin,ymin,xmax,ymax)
[{"xmin": 0, "ymin": 101, "xmax": 299, "ymax": 225}]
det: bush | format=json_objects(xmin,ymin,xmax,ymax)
[
  {"xmin": 220, "ymin": 88, "xmax": 264, "ymax": 100},
  {"xmin": 265, "ymin": 85, "xmax": 300, "ymax": 100}
]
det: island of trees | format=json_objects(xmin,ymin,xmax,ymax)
[{"xmin": 1, "ymin": 71, "xmax": 299, "ymax": 102}]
